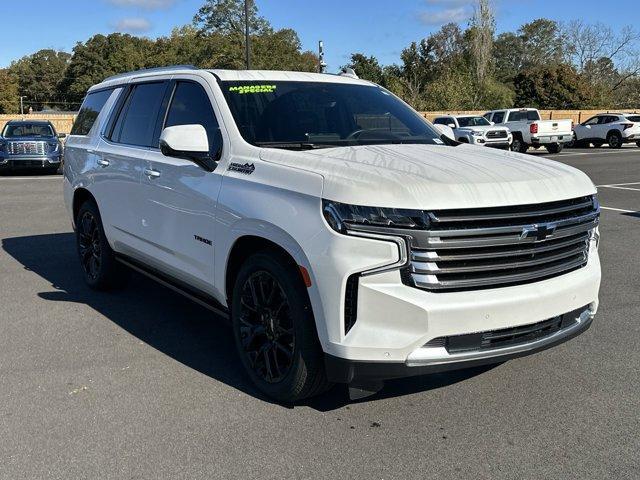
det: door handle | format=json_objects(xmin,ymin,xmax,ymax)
[
  {"xmin": 144, "ymin": 168, "xmax": 161, "ymax": 179},
  {"xmin": 97, "ymin": 159, "xmax": 110, "ymax": 167}
]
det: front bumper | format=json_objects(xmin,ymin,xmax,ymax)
[
  {"xmin": 0, "ymin": 156, "xmax": 62, "ymax": 170},
  {"xmin": 326, "ymin": 304, "xmax": 595, "ymax": 384}
]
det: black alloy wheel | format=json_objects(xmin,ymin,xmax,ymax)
[
  {"xmin": 78, "ymin": 210, "xmax": 102, "ymax": 282},
  {"xmin": 237, "ymin": 270, "xmax": 295, "ymax": 383},
  {"xmin": 231, "ymin": 251, "xmax": 331, "ymax": 402}
]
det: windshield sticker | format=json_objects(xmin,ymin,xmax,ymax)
[{"xmin": 229, "ymin": 85, "xmax": 277, "ymax": 95}]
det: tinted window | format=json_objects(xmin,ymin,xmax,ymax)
[
  {"xmin": 457, "ymin": 116, "xmax": 491, "ymax": 127},
  {"xmin": 111, "ymin": 82, "xmax": 167, "ymax": 147},
  {"xmin": 165, "ymin": 82, "xmax": 219, "ymax": 150},
  {"xmin": 220, "ymin": 81, "xmax": 442, "ymax": 148},
  {"xmin": 492, "ymin": 111, "xmax": 505, "ymax": 123},
  {"xmin": 583, "ymin": 116, "xmax": 599, "ymax": 126},
  {"xmin": 71, "ymin": 89, "xmax": 114, "ymax": 136},
  {"xmin": 625, "ymin": 115, "xmax": 640, "ymax": 122},
  {"xmin": 433, "ymin": 118, "xmax": 448, "ymax": 125},
  {"xmin": 2, "ymin": 123, "xmax": 54, "ymax": 138},
  {"xmin": 508, "ymin": 110, "xmax": 541, "ymax": 122}
]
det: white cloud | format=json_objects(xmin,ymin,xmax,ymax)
[
  {"xmin": 418, "ymin": 7, "xmax": 470, "ymax": 26},
  {"xmin": 113, "ymin": 17, "xmax": 152, "ymax": 33},
  {"xmin": 107, "ymin": 0, "xmax": 176, "ymax": 10}
]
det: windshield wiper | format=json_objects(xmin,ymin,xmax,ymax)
[{"xmin": 254, "ymin": 141, "xmax": 336, "ymax": 150}]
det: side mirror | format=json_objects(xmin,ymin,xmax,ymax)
[
  {"xmin": 159, "ymin": 124, "xmax": 221, "ymax": 172},
  {"xmin": 57, "ymin": 133, "xmax": 67, "ymax": 139},
  {"xmin": 490, "ymin": 121, "xmax": 495, "ymax": 126},
  {"xmin": 447, "ymin": 123, "xmax": 456, "ymax": 129}
]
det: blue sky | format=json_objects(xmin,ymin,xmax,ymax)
[{"xmin": 1, "ymin": 0, "xmax": 638, "ymax": 70}]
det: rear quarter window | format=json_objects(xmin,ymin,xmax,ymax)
[{"xmin": 71, "ymin": 89, "xmax": 115, "ymax": 136}]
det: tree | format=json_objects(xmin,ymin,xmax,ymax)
[
  {"xmin": 63, "ymin": 34, "xmax": 154, "ymax": 102},
  {"xmin": 468, "ymin": 0, "xmax": 495, "ymax": 90},
  {"xmin": 344, "ymin": 54, "xmax": 387, "ymax": 85},
  {"xmin": 0, "ymin": 69, "xmax": 19, "ymax": 114},
  {"xmin": 194, "ymin": 0, "xmax": 270, "ymax": 36},
  {"xmin": 514, "ymin": 64, "xmax": 592, "ymax": 109},
  {"xmin": 9, "ymin": 49, "xmax": 71, "ymax": 110}
]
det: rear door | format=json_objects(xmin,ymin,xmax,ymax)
[
  {"xmin": 94, "ymin": 80, "xmax": 170, "ymax": 256},
  {"xmin": 141, "ymin": 77, "xmax": 224, "ymax": 292}
]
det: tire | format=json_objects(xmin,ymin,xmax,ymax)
[
  {"xmin": 76, "ymin": 199, "xmax": 129, "ymax": 290},
  {"xmin": 607, "ymin": 131, "xmax": 622, "ymax": 149},
  {"xmin": 231, "ymin": 251, "xmax": 332, "ymax": 402},
  {"xmin": 510, "ymin": 136, "xmax": 528, "ymax": 153},
  {"xmin": 546, "ymin": 143, "xmax": 563, "ymax": 154}
]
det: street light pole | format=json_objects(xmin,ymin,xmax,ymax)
[
  {"xmin": 19, "ymin": 96, "xmax": 26, "ymax": 117},
  {"xmin": 244, "ymin": 0, "xmax": 251, "ymax": 69}
]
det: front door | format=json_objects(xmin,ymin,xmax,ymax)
[{"xmin": 141, "ymin": 79, "xmax": 224, "ymax": 293}]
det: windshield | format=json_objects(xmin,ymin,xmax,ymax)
[
  {"xmin": 2, "ymin": 123, "xmax": 54, "ymax": 138},
  {"xmin": 457, "ymin": 116, "xmax": 491, "ymax": 127},
  {"xmin": 220, "ymin": 81, "xmax": 444, "ymax": 149}
]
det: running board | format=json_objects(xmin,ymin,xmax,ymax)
[{"xmin": 115, "ymin": 255, "xmax": 230, "ymax": 320}]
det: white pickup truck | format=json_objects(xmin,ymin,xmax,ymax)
[{"xmin": 484, "ymin": 108, "xmax": 573, "ymax": 154}]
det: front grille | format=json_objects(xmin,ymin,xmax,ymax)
[
  {"xmin": 4, "ymin": 160, "xmax": 47, "ymax": 167},
  {"xmin": 404, "ymin": 195, "xmax": 599, "ymax": 292},
  {"xmin": 429, "ymin": 306, "xmax": 586, "ymax": 354},
  {"xmin": 486, "ymin": 130, "xmax": 508, "ymax": 139},
  {"xmin": 7, "ymin": 141, "xmax": 45, "ymax": 156}
]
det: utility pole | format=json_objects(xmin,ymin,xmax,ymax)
[
  {"xmin": 19, "ymin": 96, "xmax": 26, "ymax": 117},
  {"xmin": 318, "ymin": 41, "xmax": 327, "ymax": 73},
  {"xmin": 244, "ymin": 0, "xmax": 251, "ymax": 69}
]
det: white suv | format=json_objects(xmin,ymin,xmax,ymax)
[
  {"xmin": 572, "ymin": 113, "xmax": 640, "ymax": 149},
  {"xmin": 432, "ymin": 115, "xmax": 512, "ymax": 149},
  {"xmin": 64, "ymin": 67, "xmax": 601, "ymax": 402}
]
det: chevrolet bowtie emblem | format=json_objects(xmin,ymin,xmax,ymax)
[{"xmin": 520, "ymin": 223, "xmax": 557, "ymax": 241}]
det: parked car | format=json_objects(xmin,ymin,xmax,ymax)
[
  {"xmin": 64, "ymin": 67, "xmax": 601, "ymax": 402},
  {"xmin": 484, "ymin": 108, "xmax": 573, "ymax": 154},
  {"xmin": 433, "ymin": 115, "xmax": 512, "ymax": 149},
  {"xmin": 571, "ymin": 113, "xmax": 640, "ymax": 149},
  {"xmin": 0, "ymin": 120, "xmax": 65, "ymax": 174}
]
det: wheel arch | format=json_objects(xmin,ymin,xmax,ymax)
[
  {"xmin": 72, "ymin": 187, "xmax": 98, "ymax": 228},
  {"xmin": 223, "ymin": 230, "xmax": 330, "ymax": 349}
]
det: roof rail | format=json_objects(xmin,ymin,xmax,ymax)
[{"xmin": 103, "ymin": 65, "xmax": 198, "ymax": 83}]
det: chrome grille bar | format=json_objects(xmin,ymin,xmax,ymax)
[{"xmin": 404, "ymin": 195, "xmax": 598, "ymax": 292}]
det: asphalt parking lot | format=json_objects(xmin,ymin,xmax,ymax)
[{"xmin": 1, "ymin": 147, "xmax": 639, "ymax": 479}]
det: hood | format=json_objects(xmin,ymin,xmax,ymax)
[
  {"xmin": 458, "ymin": 125, "xmax": 509, "ymax": 133},
  {"xmin": 259, "ymin": 144, "xmax": 596, "ymax": 210}
]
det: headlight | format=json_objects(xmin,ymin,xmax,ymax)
[
  {"xmin": 322, "ymin": 200, "xmax": 430, "ymax": 234},
  {"xmin": 0, "ymin": 141, "xmax": 6, "ymax": 153},
  {"xmin": 47, "ymin": 142, "xmax": 59, "ymax": 153},
  {"xmin": 471, "ymin": 131, "xmax": 483, "ymax": 136}
]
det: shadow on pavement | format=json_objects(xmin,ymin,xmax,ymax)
[{"xmin": 2, "ymin": 232, "xmax": 493, "ymax": 411}]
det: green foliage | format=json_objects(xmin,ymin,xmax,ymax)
[
  {"xmin": 514, "ymin": 64, "xmax": 592, "ymax": 109},
  {"xmin": 0, "ymin": 69, "xmax": 19, "ymax": 114},
  {"xmin": 8, "ymin": 49, "xmax": 71, "ymax": 110}
]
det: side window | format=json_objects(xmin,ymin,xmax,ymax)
[
  {"xmin": 583, "ymin": 116, "xmax": 599, "ymax": 126},
  {"xmin": 433, "ymin": 118, "xmax": 446, "ymax": 125},
  {"xmin": 483, "ymin": 112, "xmax": 492, "ymax": 121},
  {"xmin": 110, "ymin": 82, "xmax": 167, "ymax": 147},
  {"xmin": 492, "ymin": 111, "xmax": 505, "ymax": 123},
  {"xmin": 164, "ymin": 81, "xmax": 220, "ymax": 151},
  {"xmin": 71, "ymin": 89, "xmax": 114, "ymax": 136}
]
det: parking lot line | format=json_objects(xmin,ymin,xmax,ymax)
[
  {"xmin": 598, "ymin": 185, "xmax": 640, "ymax": 192},
  {"xmin": 597, "ymin": 182, "xmax": 640, "ymax": 187},
  {"xmin": 600, "ymin": 206, "xmax": 638, "ymax": 213},
  {"xmin": 0, "ymin": 176, "xmax": 61, "ymax": 180}
]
